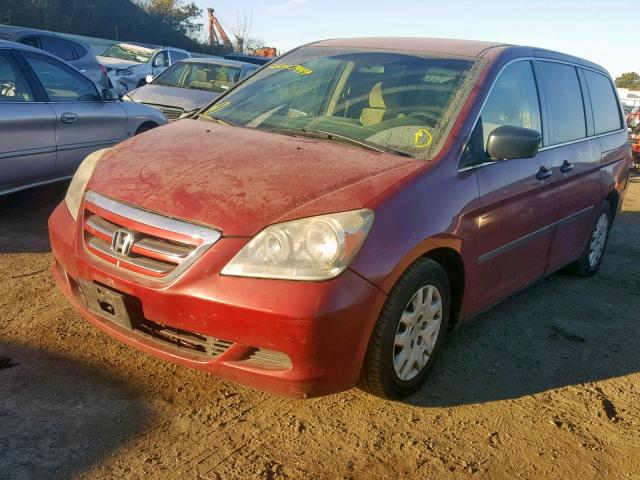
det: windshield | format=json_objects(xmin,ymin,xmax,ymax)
[
  {"xmin": 154, "ymin": 62, "xmax": 241, "ymax": 92},
  {"xmin": 201, "ymin": 46, "xmax": 482, "ymax": 158},
  {"xmin": 101, "ymin": 44, "xmax": 154, "ymax": 63}
]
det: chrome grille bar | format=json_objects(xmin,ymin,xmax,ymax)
[{"xmin": 82, "ymin": 191, "xmax": 221, "ymax": 282}]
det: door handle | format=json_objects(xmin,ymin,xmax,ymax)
[
  {"xmin": 560, "ymin": 160, "xmax": 574, "ymax": 173},
  {"xmin": 536, "ymin": 166, "xmax": 553, "ymax": 180},
  {"xmin": 60, "ymin": 112, "xmax": 79, "ymax": 124}
]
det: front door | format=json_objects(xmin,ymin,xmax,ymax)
[
  {"xmin": 19, "ymin": 50, "xmax": 126, "ymax": 177},
  {"xmin": 463, "ymin": 60, "xmax": 554, "ymax": 310},
  {"xmin": 0, "ymin": 49, "xmax": 56, "ymax": 192}
]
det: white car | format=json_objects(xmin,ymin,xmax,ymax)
[{"xmin": 98, "ymin": 42, "xmax": 190, "ymax": 96}]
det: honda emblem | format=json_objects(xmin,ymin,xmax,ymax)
[{"xmin": 111, "ymin": 229, "xmax": 135, "ymax": 256}]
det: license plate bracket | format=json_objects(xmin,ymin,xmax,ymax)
[{"xmin": 78, "ymin": 280, "xmax": 132, "ymax": 330}]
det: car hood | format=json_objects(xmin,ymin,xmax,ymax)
[
  {"xmin": 97, "ymin": 57, "xmax": 142, "ymax": 70},
  {"xmin": 128, "ymin": 84, "xmax": 220, "ymax": 111},
  {"xmin": 88, "ymin": 119, "xmax": 424, "ymax": 236}
]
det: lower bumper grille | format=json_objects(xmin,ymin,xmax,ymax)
[{"xmin": 133, "ymin": 317, "xmax": 233, "ymax": 359}]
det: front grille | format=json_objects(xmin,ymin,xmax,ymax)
[
  {"xmin": 82, "ymin": 191, "xmax": 221, "ymax": 281},
  {"xmin": 144, "ymin": 103, "xmax": 184, "ymax": 121},
  {"xmin": 133, "ymin": 317, "xmax": 233, "ymax": 359}
]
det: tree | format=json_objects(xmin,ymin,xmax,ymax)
[
  {"xmin": 615, "ymin": 72, "xmax": 640, "ymax": 90},
  {"xmin": 144, "ymin": 0, "xmax": 202, "ymax": 37},
  {"xmin": 232, "ymin": 11, "xmax": 252, "ymax": 54}
]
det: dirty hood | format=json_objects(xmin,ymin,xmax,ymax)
[
  {"xmin": 97, "ymin": 57, "xmax": 142, "ymax": 70},
  {"xmin": 127, "ymin": 84, "xmax": 220, "ymax": 112},
  {"xmin": 88, "ymin": 119, "xmax": 423, "ymax": 236}
]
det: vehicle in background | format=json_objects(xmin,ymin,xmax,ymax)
[
  {"xmin": 123, "ymin": 57, "xmax": 259, "ymax": 120},
  {"xmin": 49, "ymin": 38, "xmax": 630, "ymax": 400},
  {"xmin": 224, "ymin": 53, "xmax": 274, "ymax": 65},
  {"xmin": 626, "ymin": 105, "xmax": 640, "ymax": 128},
  {"xmin": 98, "ymin": 42, "xmax": 190, "ymax": 96},
  {"xmin": 629, "ymin": 112, "xmax": 640, "ymax": 170},
  {"xmin": 0, "ymin": 24, "xmax": 109, "ymax": 87},
  {"xmin": 0, "ymin": 40, "xmax": 166, "ymax": 195}
]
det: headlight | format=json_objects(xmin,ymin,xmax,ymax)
[
  {"xmin": 64, "ymin": 149, "xmax": 109, "ymax": 221},
  {"xmin": 116, "ymin": 68, "xmax": 133, "ymax": 77},
  {"xmin": 221, "ymin": 209, "xmax": 374, "ymax": 281}
]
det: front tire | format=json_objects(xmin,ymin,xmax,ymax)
[
  {"xmin": 568, "ymin": 201, "xmax": 612, "ymax": 277},
  {"xmin": 359, "ymin": 258, "xmax": 450, "ymax": 399}
]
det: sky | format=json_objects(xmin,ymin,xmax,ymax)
[{"xmin": 194, "ymin": 0, "xmax": 635, "ymax": 78}]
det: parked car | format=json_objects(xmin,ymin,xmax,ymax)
[
  {"xmin": 97, "ymin": 42, "xmax": 190, "ymax": 96},
  {"xmin": 0, "ymin": 24, "xmax": 109, "ymax": 87},
  {"xmin": 224, "ymin": 53, "xmax": 275, "ymax": 65},
  {"xmin": 0, "ymin": 40, "xmax": 167, "ymax": 195},
  {"xmin": 122, "ymin": 57, "xmax": 259, "ymax": 121},
  {"xmin": 49, "ymin": 38, "xmax": 631, "ymax": 400}
]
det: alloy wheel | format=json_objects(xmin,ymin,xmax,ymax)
[
  {"xmin": 393, "ymin": 284, "xmax": 443, "ymax": 381},
  {"xmin": 588, "ymin": 213, "xmax": 608, "ymax": 268}
]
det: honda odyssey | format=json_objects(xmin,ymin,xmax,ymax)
[{"xmin": 49, "ymin": 38, "xmax": 631, "ymax": 399}]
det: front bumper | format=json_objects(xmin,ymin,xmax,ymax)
[{"xmin": 49, "ymin": 202, "xmax": 387, "ymax": 398}]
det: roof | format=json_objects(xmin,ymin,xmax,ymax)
[
  {"xmin": 118, "ymin": 41, "xmax": 189, "ymax": 53},
  {"xmin": 306, "ymin": 37, "xmax": 609, "ymax": 74},
  {"xmin": 309, "ymin": 37, "xmax": 508, "ymax": 58},
  {"xmin": 182, "ymin": 57, "xmax": 251, "ymax": 68},
  {"xmin": 0, "ymin": 39, "xmax": 51, "ymax": 53},
  {"xmin": 0, "ymin": 24, "xmax": 69, "ymax": 40}
]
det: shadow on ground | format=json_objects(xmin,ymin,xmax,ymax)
[
  {"xmin": 0, "ymin": 343, "xmax": 151, "ymax": 480},
  {"xmin": 408, "ymin": 203, "xmax": 640, "ymax": 407},
  {"xmin": 0, "ymin": 182, "xmax": 68, "ymax": 254}
]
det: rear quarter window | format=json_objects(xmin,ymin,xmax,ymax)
[
  {"xmin": 41, "ymin": 36, "xmax": 76, "ymax": 61},
  {"xmin": 583, "ymin": 70, "xmax": 622, "ymax": 134},
  {"xmin": 70, "ymin": 41, "xmax": 88, "ymax": 59},
  {"xmin": 538, "ymin": 61, "xmax": 586, "ymax": 145},
  {"xmin": 170, "ymin": 50, "xmax": 189, "ymax": 62}
]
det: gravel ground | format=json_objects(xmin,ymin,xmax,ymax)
[{"xmin": 1, "ymin": 176, "xmax": 639, "ymax": 480}]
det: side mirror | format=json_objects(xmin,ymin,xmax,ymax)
[
  {"xmin": 486, "ymin": 126, "xmax": 541, "ymax": 160},
  {"xmin": 145, "ymin": 74, "xmax": 154, "ymax": 84},
  {"xmin": 101, "ymin": 88, "xmax": 119, "ymax": 101}
]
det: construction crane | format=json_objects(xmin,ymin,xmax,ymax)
[{"xmin": 207, "ymin": 8, "xmax": 233, "ymax": 52}]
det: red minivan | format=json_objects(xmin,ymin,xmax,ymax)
[{"xmin": 49, "ymin": 38, "xmax": 631, "ymax": 399}]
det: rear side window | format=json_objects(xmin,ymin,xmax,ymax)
[
  {"xmin": 538, "ymin": 61, "xmax": 586, "ymax": 145},
  {"xmin": 70, "ymin": 41, "xmax": 88, "ymax": 59},
  {"xmin": 169, "ymin": 50, "xmax": 188, "ymax": 63},
  {"xmin": 0, "ymin": 51, "xmax": 34, "ymax": 102},
  {"xmin": 461, "ymin": 60, "xmax": 541, "ymax": 167},
  {"xmin": 22, "ymin": 51, "xmax": 99, "ymax": 102},
  {"xmin": 583, "ymin": 70, "xmax": 622, "ymax": 134},
  {"xmin": 41, "ymin": 36, "xmax": 76, "ymax": 61},
  {"xmin": 18, "ymin": 36, "xmax": 40, "ymax": 49}
]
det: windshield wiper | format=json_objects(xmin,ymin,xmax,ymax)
[
  {"xmin": 270, "ymin": 128, "xmax": 413, "ymax": 157},
  {"xmin": 197, "ymin": 114, "xmax": 238, "ymax": 127}
]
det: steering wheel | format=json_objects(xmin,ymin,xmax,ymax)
[{"xmin": 403, "ymin": 111, "xmax": 440, "ymax": 125}]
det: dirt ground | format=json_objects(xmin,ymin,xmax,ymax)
[{"xmin": 1, "ymin": 177, "xmax": 639, "ymax": 480}]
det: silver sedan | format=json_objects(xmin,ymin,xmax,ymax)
[{"xmin": 0, "ymin": 40, "xmax": 167, "ymax": 195}]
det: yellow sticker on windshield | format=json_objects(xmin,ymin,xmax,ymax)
[
  {"xmin": 268, "ymin": 64, "xmax": 313, "ymax": 76},
  {"xmin": 415, "ymin": 128, "xmax": 433, "ymax": 148},
  {"xmin": 206, "ymin": 101, "xmax": 231, "ymax": 115}
]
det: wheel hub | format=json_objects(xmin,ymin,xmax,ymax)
[
  {"xmin": 588, "ymin": 213, "xmax": 608, "ymax": 268},
  {"xmin": 393, "ymin": 284, "xmax": 443, "ymax": 381}
]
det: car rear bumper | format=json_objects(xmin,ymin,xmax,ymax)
[{"xmin": 49, "ymin": 202, "xmax": 387, "ymax": 398}]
